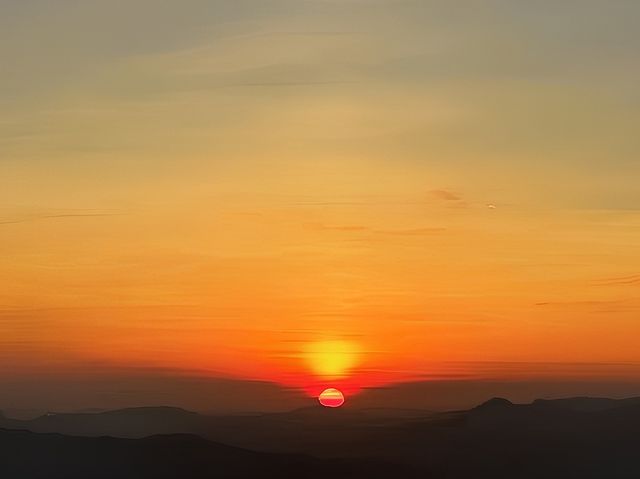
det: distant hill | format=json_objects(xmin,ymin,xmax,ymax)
[
  {"xmin": 532, "ymin": 396, "xmax": 640, "ymax": 412},
  {"xmin": 372, "ymin": 397, "xmax": 640, "ymax": 477},
  {"xmin": 0, "ymin": 428, "xmax": 419, "ymax": 479},
  {"xmin": 3, "ymin": 397, "xmax": 640, "ymax": 478},
  {"xmin": 0, "ymin": 406, "xmax": 204, "ymax": 438},
  {"xmin": 0, "ymin": 404, "xmax": 435, "ymax": 454}
]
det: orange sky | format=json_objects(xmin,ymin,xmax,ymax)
[{"xmin": 1, "ymin": 1, "xmax": 640, "ymax": 399}]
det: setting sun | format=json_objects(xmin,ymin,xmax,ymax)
[{"xmin": 318, "ymin": 388, "xmax": 345, "ymax": 408}]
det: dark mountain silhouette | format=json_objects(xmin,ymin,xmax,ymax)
[
  {"xmin": 6, "ymin": 375, "xmax": 640, "ymax": 415},
  {"xmin": 532, "ymin": 396, "xmax": 640, "ymax": 412},
  {"xmin": 0, "ymin": 375, "xmax": 310, "ymax": 415},
  {"xmin": 0, "ymin": 404, "xmax": 436, "ymax": 454},
  {"xmin": 0, "ymin": 406, "xmax": 204, "ymax": 438},
  {"xmin": 358, "ymin": 397, "xmax": 640, "ymax": 478},
  {"xmin": 3, "ymin": 397, "xmax": 640, "ymax": 478},
  {"xmin": 346, "ymin": 379, "xmax": 640, "ymax": 411},
  {"xmin": 0, "ymin": 428, "xmax": 419, "ymax": 479}
]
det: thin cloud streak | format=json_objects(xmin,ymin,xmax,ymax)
[{"xmin": 0, "ymin": 212, "xmax": 125, "ymax": 226}]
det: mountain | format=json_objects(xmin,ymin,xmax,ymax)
[
  {"xmin": 0, "ymin": 405, "xmax": 435, "ymax": 454},
  {"xmin": 359, "ymin": 397, "xmax": 640, "ymax": 477},
  {"xmin": 347, "ymin": 380, "xmax": 640, "ymax": 411},
  {"xmin": 532, "ymin": 396, "xmax": 640, "ymax": 412},
  {"xmin": 0, "ymin": 406, "xmax": 203, "ymax": 438},
  {"xmin": 6, "ymin": 376, "xmax": 640, "ymax": 415},
  {"xmin": 0, "ymin": 375, "xmax": 312, "ymax": 415},
  {"xmin": 3, "ymin": 397, "xmax": 640, "ymax": 477},
  {"xmin": 0, "ymin": 428, "xmax": 419, "ymax": 479}
]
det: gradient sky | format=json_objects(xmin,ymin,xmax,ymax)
[{"xmin": 2, "ymin": 1, "xmax": 640, "ymax": 401}]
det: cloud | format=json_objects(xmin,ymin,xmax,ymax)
[
  {"xmin": 534, "ymin": 298, "xmax": 640, "ymax": 313},
  {"xmin": 592, "ymin": 274, "xmax": 640, "ymax": 286},
  {"xmin": 218, "ymin": 80, "xmax": 360, "ymax": 88},
  {"xmin": 317, "ymin": 224, "xmax": 369, "ymax": 232},
  {"xmin": 427, "ymin": 189, "xmax": 469, "ymax": 208},
  {"xmin": 376, "ymin": 227, "xmax": 446, "ymax": 236},
  {"xmin": 429, "ymin": 189, "xmax": 461, "ymax": 201},
  {"xmin": 311, "ymin": 224, "xmax": 446, "ymax": 236},
  {"xmin": 0, "ymin": 212, "xmax": 123, "ymax": 226}
]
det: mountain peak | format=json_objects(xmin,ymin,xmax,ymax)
[{"xmin": 474, "ymin": 397, "xmax": 513, "ymax": 410}]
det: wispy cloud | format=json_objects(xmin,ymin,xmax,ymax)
[
  {"xmin": 316, "ymin": 224, "xmax": 369, "ymax": 232},
  {"xmin": 427, "ymin": 189, "xmax": 470, "ymax": 209},
  {"xmin": 0, "ymin": 212, "xmax": 123, "ymax": 226},
  {"xmin": 312, "ymin": 223, "xmax": 446, "ymax": 236},
  {"xmin": 375, "ymin": 227, "xmax": 445, "ymax": 236},
  {"xmin": 218, "ymin": 80, "xmax": 360, "ymax": 88},
  {"xmin": 534, "ymin": 298, "xmax": 640, "ymax": 313},
  {"xmin": 592, "ymin": 274, "xmax": 640, "ymax": 286},
  {"xmin": 429, "ymin": 189, "xmax": 462, "ymax": 201}
]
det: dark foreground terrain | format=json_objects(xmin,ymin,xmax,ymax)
[
  {"xmin": 2, "ymin": 397, "xmax": 640, "ymax": 478},
  {"xmin": 0, "ymin": 428, "xmax": 417, "ymax": 479}
]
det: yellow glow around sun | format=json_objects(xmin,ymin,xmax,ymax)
[{"xmin": 304, "ymin": 340, "xmax": 360, "ymax": 378}]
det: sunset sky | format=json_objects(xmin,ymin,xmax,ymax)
[{"xmin": 2, "ymin": 1, "xmax": 640, "ymax": 408}]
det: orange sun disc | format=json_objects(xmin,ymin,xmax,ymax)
[{"xmin": 318, "ymin": 388, "xmax": 345, "ymax": 408}]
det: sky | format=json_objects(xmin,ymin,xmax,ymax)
[{"xmin": 1, "ymin": 0, "xmax": 640, "ymax": 409}]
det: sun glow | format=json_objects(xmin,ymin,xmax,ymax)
[{"xmin": 304, "ymin": 340, "xmax": 360, "ymax": 378}]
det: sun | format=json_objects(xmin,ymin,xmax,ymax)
[{"xmin": 318, "ymin": 388, "xmax": 345, "ymax": 408}]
